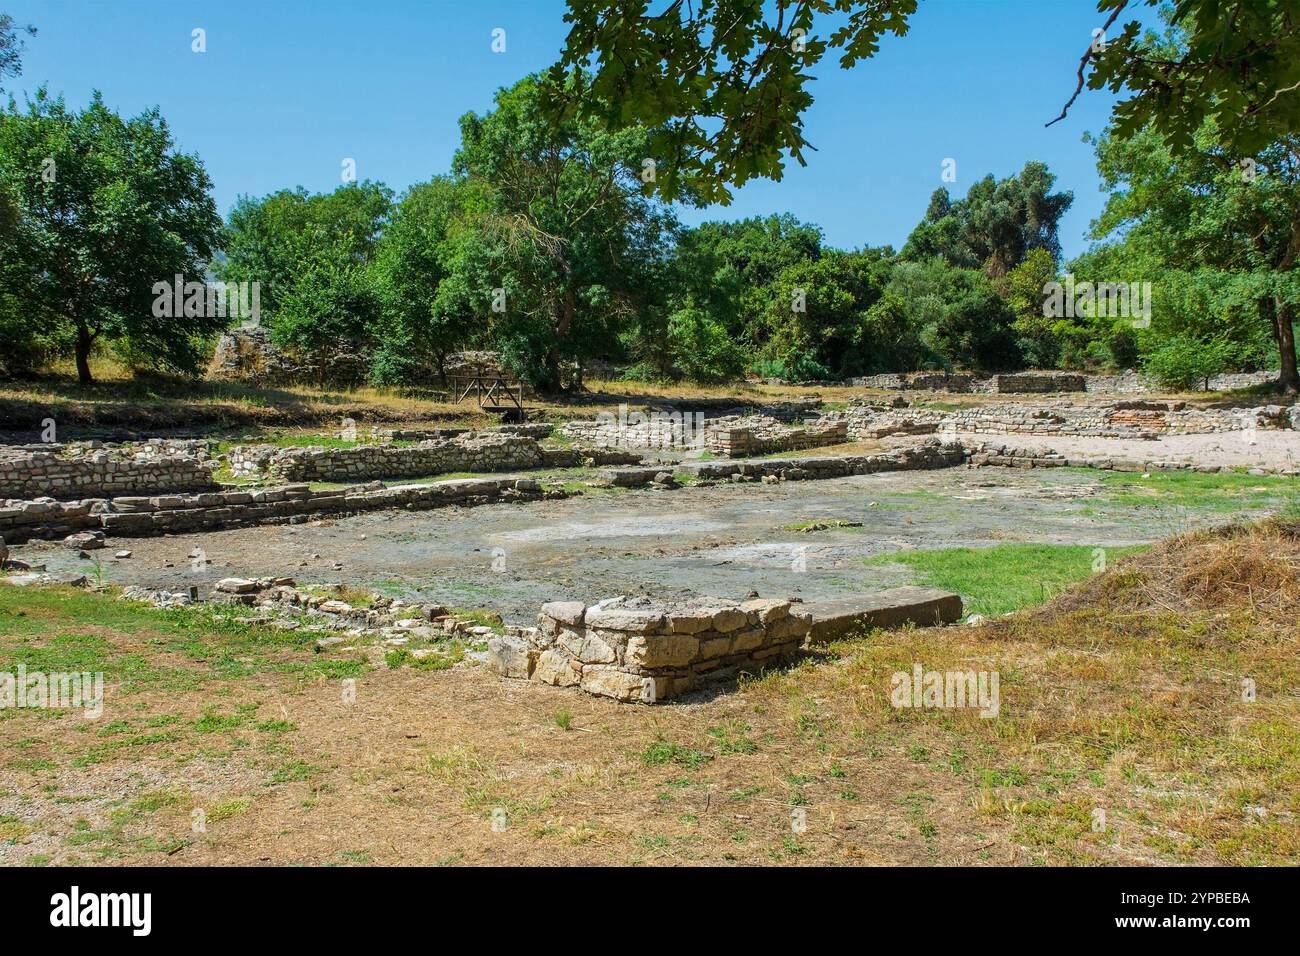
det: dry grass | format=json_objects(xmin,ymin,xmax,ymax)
[{"xmin": 2, "ymin": 517, "xmax": 1296, "ymax": 866}]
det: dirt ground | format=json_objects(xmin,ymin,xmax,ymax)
[{"xmin": 17, "ymin": 465, "xmax": 1283, "ymax": 624}]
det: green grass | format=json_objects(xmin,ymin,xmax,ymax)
[
  {"xmin": 0, "ymin": 584, "xmax": 370, "ymax": 694},
  {"xmin": 1088, "ymin": 469, "xmax": 1297, "ymax": 514},
  {"xmin": 864, "ymin": 542, "xmax": 1149, "ymax": 617}
]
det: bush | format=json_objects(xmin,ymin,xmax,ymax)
[{"xmin": 1142, "ymin": 336, "xmax": 1234, "ymax": 391}]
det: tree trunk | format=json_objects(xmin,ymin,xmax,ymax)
[
  {"xmin": 1277, "ymin": 297, "xmax": 1299, "ymax": 395},
  {"xmin": 74, "ymin": 321, "xmax": 94, "ymax": 387}
]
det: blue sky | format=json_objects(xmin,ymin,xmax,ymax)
[{"xmin": 4, "ymin": 0, "xmax": 1155, "ymax": 259}]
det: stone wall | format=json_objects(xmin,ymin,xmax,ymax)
[
  {"xmin": 208, "ymin": 325, "xmax": 370, "ymax": 385},
  {"xmin": 702, "ymin": 416, "xmax": 847, "ymax": 457},
  {"xmin": 973, "ymin": 372, "xmax": 1086, "ymax": 394},
  {"xmin": 965, "ymin": 441, "xmax": 1300, "ymax": 476},
  {"xmin": 560, "ymin": 413, "xmax": 845, "ymax": 457},
  {"xmin": 488, "ymin": 595, "xmax": 810, "ymax": 702},
  {"xmin": 820, "ymin": 400, "xmax": 1297, "ymax": 442},
  {"xmin": 680, "ymin": 438, "xmax": 964, "ymax": 481},
  {"xmin": 850, "ymin": 369, "xmax": 1279, "ymax": 395},
  {"xmin": 0, "ymin": 475, "xmax": 562, "ymax": 543},
  {"xmin": 237, "ymin": 434, "xmax": 547, "ymax": 483},
  {"xmin": 228, "ymin": 433, "xmax": 637, "ymax": 482},
  {"xmin": 0, "ymin": 445, "xmax": 219, "ymax": 501}
]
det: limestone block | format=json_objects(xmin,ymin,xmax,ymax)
[{"xmin": 625, "ymin": 633, "xmax": 699, "ymax": 669}]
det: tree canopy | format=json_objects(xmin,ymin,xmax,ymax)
[{"xmin": 0, "ymin": 90, "xmax": 223, "ymax": 384}]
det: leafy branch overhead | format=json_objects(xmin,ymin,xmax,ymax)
[
  {"xmin": 1053, "ymin": 0, "xmax": 1300, "ymax": 156},
  {"xmin": 542, "ymin": 0, "xmax": 918, "ymax": 204},
  {"xmin": 545, "ymin": 0, "xmax": 1300, "ymax": 202}
]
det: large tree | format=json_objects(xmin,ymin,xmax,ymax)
[
  {"xmin": 218, "ymin": 181, "xmax": 391, "ymax": 381},
  {"xmin": 440, "ymin": 74, "xmax": 676, "ymax": 392},
  {"xmin": 0, "ymin": 90, "xmax": 223, "ymax": 384},
  {"xmin": 369, "ymin": 176, "xmax": 480, "ymax": 385},
  {"xmin": 1053, "ymin": 0, "xmax": 1300, "ymax": 156},
  {"xmin": 902, "ymin": 162, "xmax": 1073, "ymax": 278},
  {"xmin": 1087, "ymin": 120, "xmax": 1300, "ymax": 392}
]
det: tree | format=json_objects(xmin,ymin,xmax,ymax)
[
  {"xmin": 1087, "ymin": 119, "xmax": 1300, "ymax": 392},
  {"xmin": 0, "ymin": 90, "xmax": 223, "ymax": 385},
  {"xmin": 443, "ymin": 74, "xmax": 677, "ymax": 392},
  {"xmin": 547, "ymin": 1, "xmax": 1300, "ymax": 200},
  {"xmin": 218, "ymin": 182, "xmax": 391, "ymax": 382},
  {"xmin": 1051, "ymin": 0, "xmax": 1300, "ymax": 157},
  {"xmin": 998, "ymin": 248, "xmax": 1062, "ymax": 367},
  {"xmin": 370, "ymin": 177, "xmax": 479, "ymax": 385},
  {"xmin": 0, "ymin": 14, "xmax": 36, "ymax": 94},
  {"xmin": 544, "ymin": 0, "xmax": 918, "ymax": 203},
  {"xmin": 902, "ymin": 162, "xmax": 1073, "ymax": 277}
]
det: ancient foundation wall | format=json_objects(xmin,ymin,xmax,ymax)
[
  {"xmin": 0, "ymin": 476, "xmax": 559, "ymax": 543},
  {"xmin": 488, "ymin": 596, "xmax": 810, "ymax": 702},
  {"xmin": 0, "ymin": 446, "xmax": 219, "ymax": 501}
]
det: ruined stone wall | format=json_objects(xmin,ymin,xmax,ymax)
[
  {"xmin": 850, "ymin": 369, "xmax": 1279, "ymax": 395},
  {"xmin": 0, "ymin": 475, "xmax": 559, "ymax": 543},
  {"xmin": 228, "ymin": 433, "xmax": 638, "ymax": 482},
  {"xmin": 488, "ymin": 595, "xmax": 810, "ymax": 702},
  {"xmin": 560, "ymin": 414, "xmax": 846, "ymax": 457},
  {"xmin": 820, "ymin": 401, "xmax": 1297, "ymax": 442},
  {"xmin": 0, "ymin": 446, "xmax": 219, "ymax": 500},
  {"xmin": 242, "ymin": 434, "xmax": 548, "ymax": 483},
  {"xmin": 679, "ymin": 439, "xmax": 964, "ymax": 482}
]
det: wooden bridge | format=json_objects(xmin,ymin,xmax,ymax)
[{"xmin": 450, "ymin": 375, "xmax": 525, "ymax": 421}]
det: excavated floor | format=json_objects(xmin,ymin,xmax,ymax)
[{"xmin": 16, "ymin": 465, "xmax": 1292, "ymax": 624}]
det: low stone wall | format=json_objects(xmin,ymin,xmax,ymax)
[
  {"xmin": 680, "ymin": 438, "xmax": 965, "ymax": 481},
  {"xmin": 488, "ymin": 595, "xmax": 810, "ymax": 702},
  {"xmin": 0, "ymin": 475, "xmax": 562, "ymax": 543},
  {"xmin": 0, "ymin": 445, "xmax": 219, "ymax": 500},
  {"xmin": 850, "ymin": 369, "xmax": 1279, "ymax": 395},
  {"xmin": 561, "ymin": 413, "xmax": 846, "ymax": 457},
  {"xmin": 965, "ymin": 441, "xmax": 1299, "ymax": 476},
  {"xmin": 228, "ymin": 433, "xmax": 550, "ymax": 483},
  {"xmin": 850, "ymin": 371, "xmax": 976, "ymax": 392},
  {"xmin": 703, "ymin": 416, "xmax": 847, "ymax": 457},
  {"xmin": 973, "ymin": 372, "xmax": 1086, "ymax": 394},
  {"xmin": 819, "ymin": 400, "xmax": 1296, "ymax": 442}
]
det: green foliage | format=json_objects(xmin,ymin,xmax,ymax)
[
  {"xmin": 902, "ymin": 162, "xmax": 1073, "ymax": 277},
  {"xmin": 1142, "ymin": 335, "xmax": 1235, "ymax": 391},
  {"xmin": 543, "ymin": 0, "xmax": 918, "ymax": 204},
  {"xmin": 0, "ymin": 89, "xmax": 224, "ymax": 384},
  {"xmin": 218, "ymin": 181, "xmax": 391, "ymax": 384},
  {"xmin": 1084, "ymin": 1, "xmax": 1300, "ymax": 158},
  {"xmin": 437, "ymin": 74, "xmax": 677, "ymax": 391}
]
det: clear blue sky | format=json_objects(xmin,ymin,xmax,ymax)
[{"xmin": 4, "ymin": 0, "xmax": 1155, "ymax": 259}]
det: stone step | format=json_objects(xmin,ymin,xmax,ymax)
[{"xmin": 794, "ymin": 587, "xmax": 963, "ymax": 643}]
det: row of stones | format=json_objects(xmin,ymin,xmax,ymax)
[
  {"xmin": 848, "ymin": 370, "xmax": 1278, "ymax": 394},
  {"xmin": 489, "ymin": 596, "xmax": 810, "ymax": 702},
  {"xmin": 0, "ymin": 476, "xmax": 561, "ymax": 544},
  {"xmin": 819, "ymin": 401, "xmax": 1298, "ymax": 442},
  {"xmin": 965, "ymin": 443, "xmax": 1299, "ymax": 476}
]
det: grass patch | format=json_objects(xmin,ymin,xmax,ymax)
[
  {"xmin": 1089, "ymin": 469, "xmax": 1296, "ymax": 514},
  {"xmin": 865, "ymin": 543, "xmax": 1148, "ymax": 616}
]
